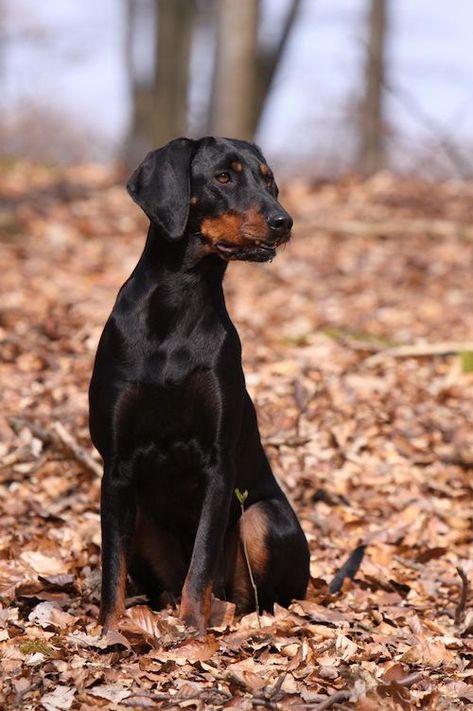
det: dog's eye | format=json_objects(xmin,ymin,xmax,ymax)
[
  {"xmin": 215, "ymin": 172, "xmax": 231, "ymax": 184},
  {"xmin": 266, "ymin": 176, "xmax": 274, "ymax": 188}
]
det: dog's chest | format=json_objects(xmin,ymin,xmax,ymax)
[
  {"xmin": 114, "ymin": 368, "xmax": 226, "ymax": 450},
  {"xmin": 135, "ymin": 437, "xmax": 205, "ymax": 526}
]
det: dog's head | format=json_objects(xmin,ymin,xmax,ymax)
[{"xmin": 127, "ymin": 136, "xmax": 293, "ymax": 263}]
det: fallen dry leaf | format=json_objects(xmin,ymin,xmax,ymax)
[
  {"xmin": 20, "ymin": 552, "xmax": 66, "ymax": 576},
  {"xmin": 29, "ymin": 601, "xmax": 75, "ymax": 629},
  {"xmin": 87, "ymin": 684, "xmax": 132, "ymax": 703},
  {"xmin": 40, "ymin": 685, "xmax": 75, "ymax": 711}
]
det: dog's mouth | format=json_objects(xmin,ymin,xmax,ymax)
[{"xmin": 214, "ymin": 236, "xmax": 289, "ymax": 263}]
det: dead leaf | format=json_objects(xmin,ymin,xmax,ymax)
[
  {"xmin": 122, "ymin": 605, "xmax": 183, "ymax": 648},
  {"xmin": 87, "ymin": 684, "xmax": 132, "ymax": 703},
  {"xmin": 29, "ymin": 602, "xmax": 75, "ymax": 629},
  {"xmin": 40, "ymin": 685, "xmax": 75, "ymax": 711},
  {"xmin": 20, "ymin": 552, "xmax": 66, "ymax": 576},
  {"xmin": 2, "ymin": 167, "xmax": 473, "ymax": 708}
]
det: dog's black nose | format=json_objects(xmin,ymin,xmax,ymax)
[{"xmin": 267, "ymin": 213, "xmax": 293, "ymax": 232}]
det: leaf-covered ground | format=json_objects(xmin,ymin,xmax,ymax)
[{"xmin": 1, "ymin": 163, "xmax": 473, "ymax": 709}]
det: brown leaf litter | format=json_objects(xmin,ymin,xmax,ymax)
[{"xmin": 1, "ymin": 163, "xmax": 473, "ymax": 708}]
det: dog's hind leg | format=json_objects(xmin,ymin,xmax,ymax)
[{"xmin": 226, "ymin": 497, "xmax": 309, "ymax": 614}]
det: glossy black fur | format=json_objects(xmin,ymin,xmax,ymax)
[{"xmin": 89, "ymin": 137, "xmax": 310, "ymax": 632}]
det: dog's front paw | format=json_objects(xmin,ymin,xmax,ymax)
[
  {"xmin": 99, "ymin": 604, "xmax": 125, "ymax": 635},
  {"xmin": 179, "ymin": 581, "xmax": 211, "ymax": 635}
]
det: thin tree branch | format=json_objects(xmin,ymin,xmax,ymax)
[
  {"xmin": 260, "ymin": 0, "xmax": 302, "ymax": 91},
  {"xmin": 382, "ymin": 78, "xmax": 473, "ymax": 178},
  {"xmin": 253, "ymin": 0, "xmax": 302, "ymax": 132}
]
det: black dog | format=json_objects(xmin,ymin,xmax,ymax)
[{"xmin": 89, "ymin": 137, "xmax": 309, "ymax": 633}]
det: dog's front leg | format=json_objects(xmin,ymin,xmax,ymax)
[
  {"xmin": 180, "ymin": 465, "xmax": 234, "ymax": 633},
  {"xmin": 99, "ymin": 460, "xmax": 136, "ymax": 632}
]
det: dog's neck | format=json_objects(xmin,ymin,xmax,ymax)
[
  {"xmin": 130, "ymin": 223, "xmax": 231, "ymax": 325},
  {"xmin": 139, "ymin": 223, "xmax": 227, "ymax": 280}
]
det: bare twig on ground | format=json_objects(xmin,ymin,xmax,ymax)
[
  {"xmin": 297, "ymin": 672, "xmax": 423, "ymax": 710},
  {"xmin": 8, "ymin": 416, "xmax": 101, "ymax": 478},
  {"xmin": 51, "ymin": 421, "xmax": 102, "ymax": 478},
  {"xmin": 266, "ymin": 672, "xmax": 287, "ymax": 701},
  {"xmin": 395, "ymin": 672, "xmax": 423, "ymax": 688},
  {"xmin": 455, "ymin": 567, "xmax": 469, "ymax": 627},
  {"xmin": 309, "ymin": 690, "xmax": 351, "ymax": 710},
  {"xmin": 248, "ymin": 673, "xmax": 288, "ymax": 708},
  {"xmin": 9, "ymin": 417, "xmax": 53, "ymax": 446},
  {"xmin": 393, "ymin": 555, "xmax": 425, "ymax": 573},
  {"xmin": 338, "ymin": 338, "xmax": 383, "ymax": 354},
  {"xmin": 365, "ymin": 342, "xmax": 473, "ymax": 367},
  {"xmin": 265, "ymin": 437, "xmax": 311, "ymax": 448},
  {"xmin": 293, "ymin": 379, "xmax": 312, "ymax": 438}
]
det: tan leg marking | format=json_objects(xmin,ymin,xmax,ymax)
[
  {"xmin": 100, "ymin": 549, "xmax": 127, "ymax": 632},
  {"xmin": 179, "ymin": 579, "xmax": 212, "ymax": 633}
]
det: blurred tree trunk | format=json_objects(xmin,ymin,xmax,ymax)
[
  {"xmin": 208, "ymin": 0, "xmax": 259, "ymax": 139},
  {"xmin": 124, "ymin": 0, "xmax": 152, "ymax": 168},
  {"xmin": 125, "ymin": 0, "xmax": 195, "ymax": 168},
  {"xmin": 208, "ymin": 0, "xmax": 301, "ymax": 140},
  {"xmin": 152, "ymin": 0, "xmax": 195, "ymax": 145},
  {"xmin": 358, "ymin": 0, "xmax": 388, "ymax": 174},
  {"xmin": 125, "ymin": 0, "xmax": 300, "ymax": 161}
]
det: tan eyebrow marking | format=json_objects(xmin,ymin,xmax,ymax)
[
  {"xmin": 190, "ymin": 196, "xmax": 198, "ymax": 206},
  {"xmin": 231, "ymin": 161, "xmax": 242, "ymax": 173},
  {"xmin": 259, "ymin": 163, "xmax": 269, "ymax": 176}
]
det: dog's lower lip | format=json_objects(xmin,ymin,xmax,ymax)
[
  {"xmin": 215, "ymin": 242, "xmax": 237, "ymax": 254},
  {"xmin": 214, "ymin": 240, "xmax": 278, "ymax": 261},
  {"xmin": 255, "ymin": 233, "xmax": 290, "ymax": 249}
]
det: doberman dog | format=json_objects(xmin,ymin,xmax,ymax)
[{"xmin": 89, "ymin": 137, "xmax": 310, "ymax": 634}]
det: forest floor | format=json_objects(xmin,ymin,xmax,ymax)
[{"xmin": 1, "ymin": 163, "xmax": 473, "ymax": 710}]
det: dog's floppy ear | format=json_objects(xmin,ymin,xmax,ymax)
[{"xmin": 127, "ymin": 137, "xmax": 195, "ymax": 240}]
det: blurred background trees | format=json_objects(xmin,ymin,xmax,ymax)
[
  {"xmin": 357, "ymin": 0, "xmax": 387, "ymax": 175},
  {"xmin": 125, "ymin": 0, "xmax": 302, "ymax": 163},
  {"xmin": 125, "ymin": 0, "xmax": 195, "ymax": 162},
  {"xmin": 1, "ymin": 0, "xmax": 472, "ymax": 177}
]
